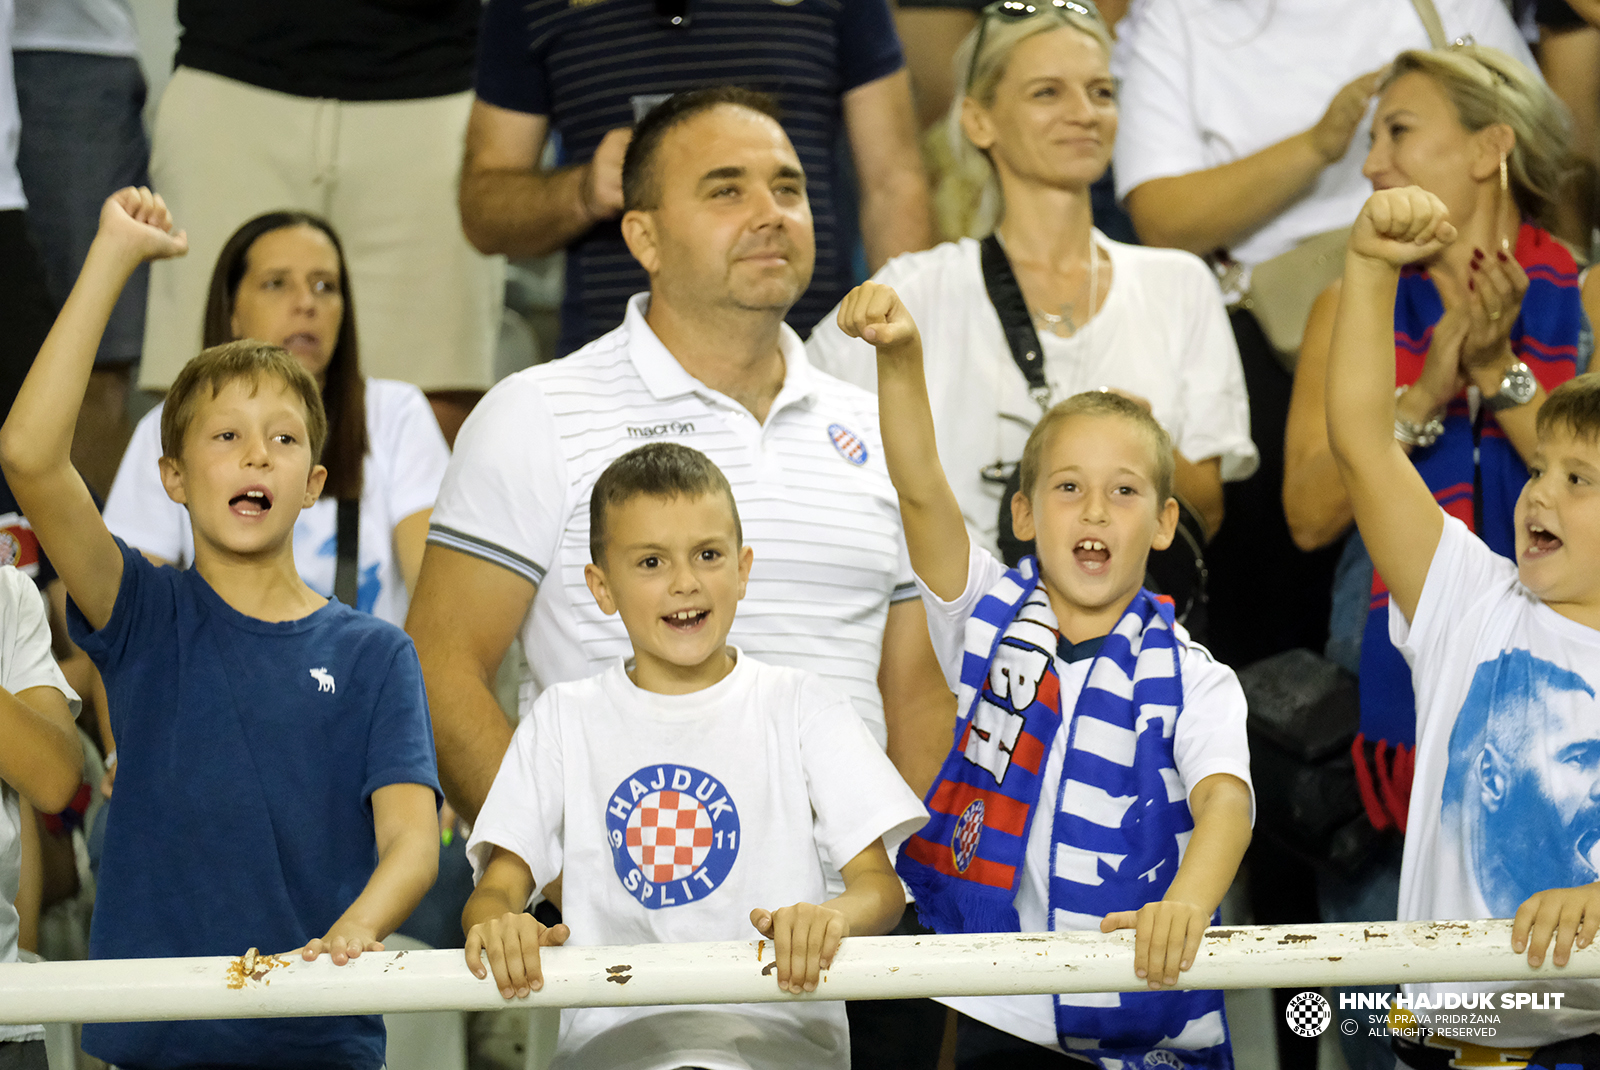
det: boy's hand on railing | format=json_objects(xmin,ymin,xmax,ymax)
[
  {"xmin": 1512, "ymin": 883, "xmax": 1600, "ymax": 968},
  {"xmin": 750, "ymin": 902, "xmax": 848, "ymax": 995},
  {"xmin": 835, "ymin": 282, "xmax": 920, "ymax": 353},
  {"xmin": 465, "ymin": 911, "xmax": 570, "ymax": 999},
  {"xmin": 1348, "ymin": 187, "xmax": 1456, "ymax": 269},
  {"xmin": 302, "ymin": 927, "xmax": 384, "ymax": 967},
  {"xmin": 95, "ymin": 187, "xmax": 188, "ymax": 267},
  {"xmin": 1101, "ymin": 899, "xmax": 1210, "ymax": 990}
]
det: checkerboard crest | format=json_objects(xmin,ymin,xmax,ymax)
[
  {"xmin": 626, "ymin": 790, "xmax": 715, "ymax": 883},
  {"xmin": 951, "ymin": 798, "xmax": 985, "ymax": 873},
  {"xmin": 605, "ymin": 763, "xmax": 742, "ymax": 911},
  {"xmin": 1285, "ymin": 991, "xmax": 1331, "ymax": 1038}
]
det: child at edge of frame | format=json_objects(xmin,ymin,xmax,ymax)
[
  {"xmin": 0, "ymin": 187, "xmax": 442, "ymax": 1070},
  {"xmin": 461, "ymin": 440, "xmax": 928, "ymax": 1070},
  {"xmin": 835, "ymin": 279, "xmax": 1255, "ymax": 1070},
  {"xmin": 1325, "ymin": 185, "xmax": 1600, "ymax": 1070}
]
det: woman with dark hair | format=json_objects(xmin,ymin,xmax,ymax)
[{"xmin": 105, "ymin": 210, "xmax": 449, "ymax": 627}]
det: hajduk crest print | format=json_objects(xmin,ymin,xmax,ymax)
[
  {"xmin": 606, "ymin": 764, "xmax": 741, "ymax": 909},
  {"xmin": 828, "ymin": 423, "xmax": 868, "ymax": 465}
]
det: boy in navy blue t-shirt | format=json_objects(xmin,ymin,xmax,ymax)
[{"xmin": 0, "ymin": 188, "xmax": 442, "ymax": 1070}]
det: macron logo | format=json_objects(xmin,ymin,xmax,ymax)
[{"xmin": 310, "ymin": 667, "xmax": 335, "ymax": 694}]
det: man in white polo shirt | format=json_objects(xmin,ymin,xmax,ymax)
[{"xmin": 409, "ymin": 86, "xmax": 951, "ymax": 828}]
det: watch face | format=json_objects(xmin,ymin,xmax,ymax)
[
  {"xmin": 1489, "ymin": 362, "xmax": 1538, "ymax": 411},
  {"xmin": 1504, "ymin": 363, "xmax": 1537, "ymax": 404}
]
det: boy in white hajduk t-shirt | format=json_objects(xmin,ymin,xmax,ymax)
[
  {"xmin": 1327, "ymin": 187, "xmax": 1600, "ymax": 1066},
  {"xmin": 463, "ymin": 442, "xmax": 927, "ymax": 1070},
  {"xmin": 835, "ymin": 283, "xmax": 1253, "ymax": 1070}
]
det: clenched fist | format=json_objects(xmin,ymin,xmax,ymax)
[{"xmin": 835, "ymin": 281, "xmax": 920, "ymax": 352}]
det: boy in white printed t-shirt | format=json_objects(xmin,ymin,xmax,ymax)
[
  {"xmin": 835, "ymin": 283, "xmax": 1254, "ymax": 1070},
  {"xmin": 1326, "ymin": 186, "xmax": 1600, "ymax": 1069},
  {"xmin": 463, "ymin": 442, "xmax": 927, "ymax": 1070}
]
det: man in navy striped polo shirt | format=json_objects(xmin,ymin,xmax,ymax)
[{"xmin": 459, "ymin": 0, "xmax": 932, "ymax": 356}]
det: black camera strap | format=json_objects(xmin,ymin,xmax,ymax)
[
  {"xmin": 979, "ymin": 234, "xmax": 1051, "ymax": 410},
  {"xmin": 334, "ymin": 497, "xmax": 360, "ymax": 608}
]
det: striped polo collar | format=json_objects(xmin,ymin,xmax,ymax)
[{"xmin": 621, "ymin": 293, "xmax": 821, "ymax": 417}]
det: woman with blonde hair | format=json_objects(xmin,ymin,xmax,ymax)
[
  {"xmin": 808, "ymin": 0, "xmax": 1255, "ymax": 602},
  {"xmin": 1284, "ymin": 53, "xmax": 1593, "ymax": 1064}
]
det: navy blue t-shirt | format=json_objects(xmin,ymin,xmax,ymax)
[
  {"xmin": 68, "ymin": 540, "xmax": 441, "ymax": 1070},
  {"xmin": 474, "ymin": 0, "xmax": 904, "ymax": 355}
]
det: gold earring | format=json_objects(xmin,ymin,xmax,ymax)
[{"xmin": 1500, "ymin": 152, "xmax": 1509, "ymax": 193}]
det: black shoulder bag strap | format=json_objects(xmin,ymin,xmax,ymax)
[
  {"xmin": 980, "ymin": 234, "xmax": 1051, "ymax": 409},
  {"xmin": 334, "ymin": 498, "xmax": 360, "ymax": 608},
  {"xmin": 977, "ymin": 235, "xmax": 1211, "ymax": 638}
]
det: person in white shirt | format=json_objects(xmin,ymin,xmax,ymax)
[
  {"xmin": 835, "ymin": 281, "xmax": 1253, "ymax": 1068},
  {"xmin": 1327, "ymin": 185, "xmax": 1600, "ymax": 1066},
  {"xmin": 412, "ymin": 87, "xmax": 952, "ymax": 822},
  {"xmin": 806, "ymin": 1, "xmax": 1255, "ymax": 556},
  {"xmin": 0, "ymin": 566, "xmax": 83, "ymax": 1070},
  {"xmin": 464, "ymin": 443, "xmax": 926, "ymax": 1070},
  {"xmin": 1113, "ymin": 0, "xmax": 1534, "ymax": 270},
  {"xmin": 105, "ymin": 210, "xmax": 449, "ymax": 631}
]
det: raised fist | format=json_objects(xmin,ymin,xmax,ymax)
[
  {"xmin": 836, "ymin": 281, "xmax": 920, "ymax": 352},
  {"xmin": 1349, "ymin": 186, "xmax": 1456, "ymax": 268},
  {"xmin": 97, "ymin": 187, "xmax": 188, "ymax": 264}
]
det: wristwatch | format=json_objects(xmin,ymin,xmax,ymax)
[{"xmin": 1485, "ymin": 361, "xmax": 1537, "ymax": 411}]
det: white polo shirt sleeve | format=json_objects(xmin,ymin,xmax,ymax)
[{"xmin": 429, "ymin": 372, "xmax": 568, "ymax": 587}]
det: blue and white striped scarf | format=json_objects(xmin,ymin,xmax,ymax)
[{"xmin": 898, "ymin": 557, "xmax": 1232, "ymax": 1069}]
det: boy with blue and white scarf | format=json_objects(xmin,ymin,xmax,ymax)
[{"xmin": 834, "ymin": 282, "xmax": 1255, "ymax": 1070}]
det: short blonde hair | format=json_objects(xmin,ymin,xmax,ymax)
[
  {"xmin": 160, "ymin": 340, "xmax": 328, "ymax": 463},
  {"xmin": 1382, "ymin": 46, "xmax": 1574, "ymax": 228},
  {"xmin": 945, "ymin": 5, "xmax": 1114, "ymax": 238},
  {"xmin": 1019, "ymin": 391, "xmax": 1174, "ymax": 505}
]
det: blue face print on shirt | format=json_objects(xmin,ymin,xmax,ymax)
[{"xmin": 1442, "ymin": 649, "xmax": 1600, "ymax": 916}]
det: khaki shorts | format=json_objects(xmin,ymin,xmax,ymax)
[{"xmin": 141, "ymin": 67, "xmax": 504, "ymax": 392}]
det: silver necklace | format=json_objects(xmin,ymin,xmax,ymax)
[{"xmin": 1029, "ymin": 233, "xmax": 1100, "ymax": 338}]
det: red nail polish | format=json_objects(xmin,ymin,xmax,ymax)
[
  {"xmin": 1469, "ymin": 279, "xmax": 1476, "ymax": 290},
  {"xmin": 1497, "ymin": 250, "xmax": 1509, "ymax": 262},
  {"xmin": 1470, "ymin": 259, "xmax": 1480, "ymax": 271},
  {"xmin": 1473, "ymin": 248, "xmax": 1485, "ymax": 259}
]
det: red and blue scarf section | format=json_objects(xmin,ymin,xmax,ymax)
[
  {"xmin": 1355, "ymin": 222, "xmax": 1581, "ymax": 832},
  {"xmin": 896, "ymin": 555, "xmax": 1231, "ymax": 1070}
]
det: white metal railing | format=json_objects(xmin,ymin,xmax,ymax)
[{"xmin": 2, "ymin": 920, "xmax": 1595, "ymax": 1025}]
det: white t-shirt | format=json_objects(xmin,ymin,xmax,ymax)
[
  {"xmin": 806, "ymin": 235, "xmax": 1257, "ymax": 556},
  {"xmin": 918, "ymin": 544, "xmax": 1253, "ymax": 1050},
  {"xmin": 1113, "ymin": 0, "xmax": 1535, "ymax": 269},
  {"xmin": 430, "ymin": 293, "xmax": 917, "ymax": 744},
  {"xmin": 13, "ymin": 0, "xmax": 138, "ymax": 56},
  {"xmin": 467, "ymin": 651, "xmax": 928, "ymax": 1070},
  {"xmin": 1, "ymin": 0, "xmax": 25, "ymax": 212},
  {"xmin": 1393, "ymin": 516, "xmax": 1600, "ymax": 1047},
  {"xmin": 102, "ymin": 378, "xmax": 448, "ymax": 628},
  {"xmin": 0, "ymin": 566, "xmax": 81, "ymax": 1044}
]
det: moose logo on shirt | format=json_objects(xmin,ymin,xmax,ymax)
[{"xmin": 605, "ymin": 764, "xmax": 741, "ymax": 910}]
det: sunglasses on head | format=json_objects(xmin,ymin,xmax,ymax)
[{"xmin": 967, "ymin": 0, "xmax": 1105, "ymax": 94}]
